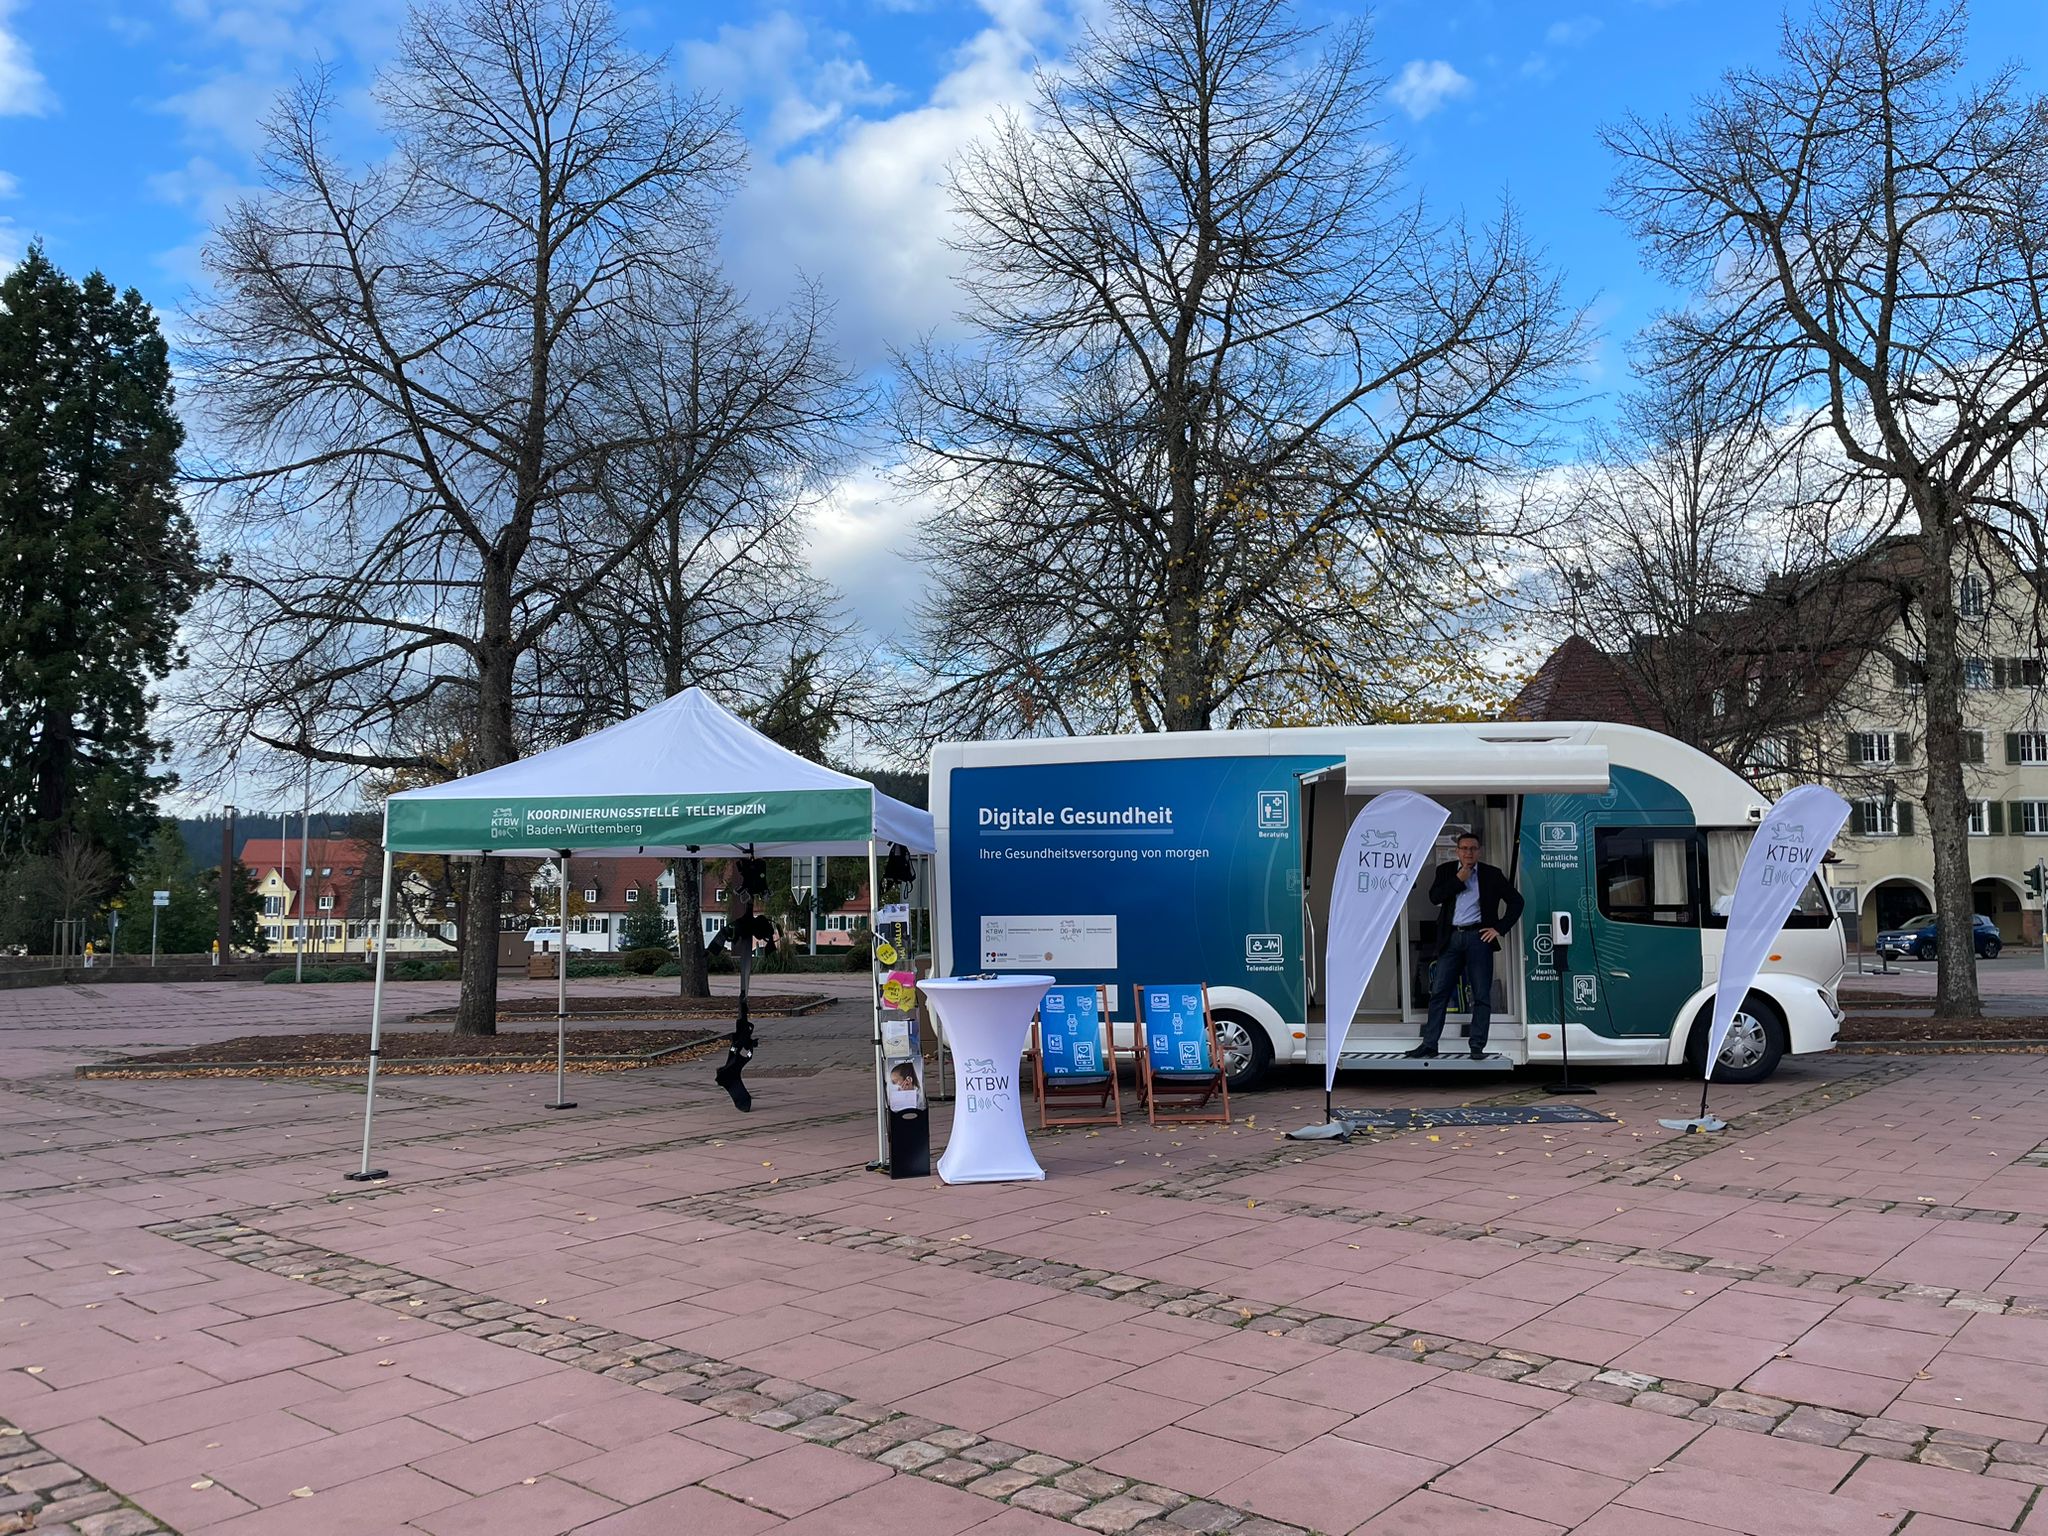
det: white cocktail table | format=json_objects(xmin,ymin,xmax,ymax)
[{"xmin": 919, "ymin": 975, "xmax": 1054, "ymax": 1184}]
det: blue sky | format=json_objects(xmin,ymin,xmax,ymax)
[{"xmin": 2, "ymin": 0, "xmax": 2045, "ymax": 644}]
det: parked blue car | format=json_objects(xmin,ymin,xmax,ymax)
[{"xmin": 1874, "ymin": 913, "xmax": 2002, "ymax": 960}]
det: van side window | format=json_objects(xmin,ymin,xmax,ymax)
[
  {"xmin": 1595, "ymin": 829, "xmax": 1703, "ymax": 926},
  {"xmin": 1699, "ymin": 827, "xmax": 1837, "ymax": 928}
]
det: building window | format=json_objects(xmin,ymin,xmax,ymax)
[
  {"xmin": 1960, "ymin": 573, "xmax": 1987, "ymax": 617},
  {"xmin": 658, "ymin": 884, "xmax": 674, "ymax": 904},
  {"xmin": 318, "ymin": 893, "xmax": 334, "ymax": 911},
  {"xmin": 2024, "ymin": 801, "xmax": 2048, "ymax": 836},
  {"xmin": 262, "ymin": 895, "xmax": 285, "ymax": 916},
  {"xmin": 1970, "ymin": 800, "xmax": 1990, "ymax": 836},
  {"xmin": 320, "ymin": 866, "xmax": 331, "ymax": 877},
  {"xmin": 2011, "ymin": 732, "xmax": 2048, "ymax": 765},
  {"xmin": 1965, "ymin": 657, "xmax": 1993, "ymax": 689},
  {"xmin": 1857, "ymin": 799, "xmax": 1898, "ymax": 837},
  {"xmin": 625, "ymin": 888, "xmax": 639, "ymax": 902},
  {"xmin": 1750, "ymin": 736, "xmax": 1791, "ymax": 770},
  {"xmin": 1855, "ymin": 731, "xmax": 1896, "ymax": 766},
  {"xmin": 1963, "ymin": 730, "xmax": 1986, "ymax": 765},
  {"xmin": 1711, "ymin": 688, "xmax": 1728, "ymax": 718},
  {"xmin": 583, "ymin": 887, "xmax": 598, "ymax": 903},
  {"xmin": 714, "ymin": 887, "xmax": 728, "ymax": 903}
]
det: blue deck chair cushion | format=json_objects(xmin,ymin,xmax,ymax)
[
  {"xmin": 1142, "ymin": 985, "xmax": 1212, "ymax": 1075},
  {"xmin": 1039, "ymin": 986, "xmax": 1110, "ymax": 1080}
]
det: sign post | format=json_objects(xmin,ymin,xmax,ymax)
[{"xmin": 151, "ymin": 890, "xmax": 168, "ymax": 966}]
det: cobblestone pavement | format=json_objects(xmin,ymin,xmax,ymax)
[{"xmin": 4, "ymin": 979, "xmax": 2048, "ymax": 1533}]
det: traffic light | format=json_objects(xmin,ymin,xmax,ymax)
[{"xmin": 2027, "ymin": 863, "xmax": 2045, "ymax": 902}]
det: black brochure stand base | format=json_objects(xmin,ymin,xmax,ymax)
[{"xmin": 888, "ymin": 1108, "xmax": 932, "ymax": 1178}]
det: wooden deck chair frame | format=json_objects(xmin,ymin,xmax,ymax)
[
  {"xmin": 1134, "ymin": 983, "xmax": 1231, "ymax": 1127},
  {"xmin": 1031, "ymin": 984, "xmax": 1121, "ymax": 1128}
]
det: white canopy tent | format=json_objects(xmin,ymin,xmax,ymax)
[{"xmin": 349, "ymin": 688, "xmax": 934, "ymax": 1180}]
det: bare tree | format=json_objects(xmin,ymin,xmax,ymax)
[
  {"xmin": 896, "ymin": 0, "xmax": 1581, "ymax": 737},
  {"xmin": 1534, "ymin": 376, "xmax": 1901, "ymax": 773},
  {"xmin": 179, "ymin": 0, "xmax": 746, "ymax": 1032},
  {"xmin": 1606, "ymin": 0, "xmax": 2048, "ymax": 1017},
  {"xmin": 534, "ymin": 274, "xmax": 868, "ymax": 993}
]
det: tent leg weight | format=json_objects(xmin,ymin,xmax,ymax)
[{"xmin": 717, "ymin": 1017, "xmax": 757, "ymax": 1112}]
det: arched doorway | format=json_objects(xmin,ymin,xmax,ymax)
[
  {"xmin": 1973, "ymin": 876, "xmax": 2027, "ymax": 943},
  {"xmin": 1861, "ymin": 877, "xmax": 1934, "ymax": 946}
]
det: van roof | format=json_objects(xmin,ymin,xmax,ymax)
[{"xmin": 928, "ymin": 721, "xmax": 1766, "ymax": 827}]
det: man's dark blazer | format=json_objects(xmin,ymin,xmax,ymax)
[{"xmin": 1427, "ymin": 860, "xmax": 1526, "ymax": 955}]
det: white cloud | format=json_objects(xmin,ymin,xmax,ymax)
[
  {"xmin": 1545, "ymin": 16, "xmax": 1603, "ymax": 47},
  {"xmin": 1523, "ymin": 14, "xmax": 1602, "ymax": 78},
  {"xmin": 0, "ymin": 0, "xmax": 52, "ymax": 116},
  {"xmin": 1389, "ymin": 59, "xmax": 1472, "ymax": 121},
  {"xmin": 715, "ymin": 0, "xmax": 1051, "ymax": 369},
  {"xmin": 803, "ymin": 469, "xmax": 934, "ymax": 645},
  {"xmin": 682, "ymin": 12, "xmax": 897, "ymax": 151}
]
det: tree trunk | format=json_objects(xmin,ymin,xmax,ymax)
[
  {"xmin": 1918, "ymin": 507, "xmax": 1982, "ymax": 1018},
  {"xmin": 674, "ymin": 856, "xmax": 710, "ymax": 996},
  {"xmin": 453, "ymin": 632, "xmax": 517, "ymax": 1035}
]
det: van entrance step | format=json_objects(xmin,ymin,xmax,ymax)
[{"xmin": 1336, "ymin": 1051, "xmax": 1516, "ymax": 1072}]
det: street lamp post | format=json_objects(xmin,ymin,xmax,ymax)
[{"xmin": 219, "ymin": 804, "xmax": 236, "ymax": 962}]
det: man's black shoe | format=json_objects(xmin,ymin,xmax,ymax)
[
  {"xmin": 1402, "ymin": 1045, "xmax": 1437, "ymax": 1059},
  {"xmin": 1469, "ymin": 1048, "xmax": 1488, "ymax": 1060}
]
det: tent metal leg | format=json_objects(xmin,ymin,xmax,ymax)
[
  {"xmin": 868, "ymin": 838, "xmax": 888, "ymax": 1170},
  {"xmin": 346, "ymin": 848, "xmax": 395, "ymax": 1181},
  {"xmin": 548, "ymin": 850, "xmax": 576, "ymax": 1109}
]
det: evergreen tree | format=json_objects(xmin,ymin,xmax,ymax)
[
  {"xmin": 620, "ymin": 899, "xmax": 675, "ymax": 953},
  {"xmin": 0, "ymin": 245, "xmax": 199, "ymax": 882},
  {"xmin": 123, "ymin": 821, "xmax": 218, "ymax": 954}
]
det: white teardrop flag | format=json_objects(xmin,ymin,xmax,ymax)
[
  {"xmin": 1324, "ymin": 790, "xmax": 1451, "ymax": 1092},
  {"xmin": 1705, "ymin": 783, "xmax": 1850, "ymax": 1080}
]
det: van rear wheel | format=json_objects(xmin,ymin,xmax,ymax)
[
  {"xmin": 1685, "ymin": 994, "xmax": 1784, "ymax": 1085},
  {"xmin": 1214, "ymin": 1011, "xmax": 1272, "ymax": 1092}
]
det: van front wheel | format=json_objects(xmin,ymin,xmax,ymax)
[
  {"xmin": 1215, "ymin": 1012, "xmax": 1273, "ymax": 1092},
  {"xmin": 1685, "ymin": 994, "xmax": 1784, "ymax": 1085}
]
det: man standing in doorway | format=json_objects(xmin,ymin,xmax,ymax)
[{"xmin": 1408, "ymin": 831, "xmax": 1525, "ymax": 1060}]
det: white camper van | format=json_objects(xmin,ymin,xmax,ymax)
[{"xmin": 930, "ymin": 721, "xmax": 1845, "ymax": 1089}]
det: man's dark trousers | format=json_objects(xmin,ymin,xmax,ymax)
[{"xmin": 1423, "ymin": 928, "xmax": 1493, "ymax": 1052}]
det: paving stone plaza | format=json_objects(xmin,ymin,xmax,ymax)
[{"xmin": 5, "ymin": 977, "xmax": 2048, "ymax": 1535}]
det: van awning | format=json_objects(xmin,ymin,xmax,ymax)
[{"xmin": 1341, "ymin": 743, "xmax": 1610, "ymax": 796}]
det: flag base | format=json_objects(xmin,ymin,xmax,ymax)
[
  {"xmin": 1286, "ymin": 1121, "xmax": 1351, "ymax": 1141},
  {"xmin": 1546, "ymin": 1081, "xmax": 1597, "ymax": 1096},
  {"xmin": 1657, "ymin": 1115, "xmax": 1727, "ymax": 1133}
]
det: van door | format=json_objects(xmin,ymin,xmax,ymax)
[{"xmin": 1587, "ymin": 827, "xmax": 1707, "ymax": 1036}]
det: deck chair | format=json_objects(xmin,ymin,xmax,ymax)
[
  {"xmin": 1030, "ymin": 984, "xmax": 1121, "ymax": 1128},
  {"xmin": 1134, "ymin": 983, "xmax": 1231, "ymax": 1127}
]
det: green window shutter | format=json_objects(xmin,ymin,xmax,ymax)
[
  {"xmin": 1896, "ymin": 733, "xmax": 1914, "ymax": 763},
  {"xmin": 1995, "ymin": 658, "xmax": 2009, "ymax": 688},
  {"xmin": 2009, "ymin": 732, "xmax": 2024, "ymax": 764},
  {"xmin": 1898, "ymin": 802, "xmax": 1915, "ymax": 836},
  {"xmin": 1991, "ymin": 801, "xmax": 2005, "ymax": 836},
  {"xmin": 1966, "ymin": 730, "xmax": 1986, "ymax": 764}
]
